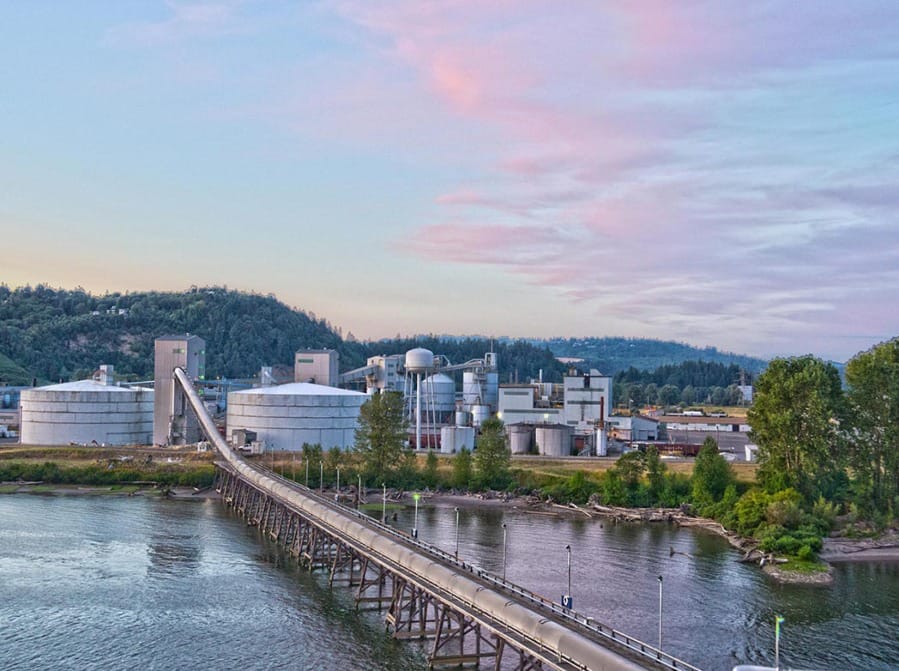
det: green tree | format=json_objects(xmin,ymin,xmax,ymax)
[
  {"xmin": 423, "ymin": 450, "xmax": 439, "ymax": 489},
  {"xmin": 354, "ymin": 391, "xmax": 408, "ymax": 485},
  {"xmin": 747, "ymin": 356, "xmax": 844, "ymax": 500},
  {"xmin": 691, "ymin": 437, "xmax": 734, "ymax": 507},
  {"xmin": 845, "ymin": 338, "xmax": 899, "ymax": 516},
  {"xmin": 451, "ymin": 448, "xmax": 473, "ymax": 490},
  {"xmin": 474, "ymin": 417, "xmax": 510, "ymax": 489},
  {"xmin": 645, "ymin": 445, "xmax": 667, "ymax": 504}
]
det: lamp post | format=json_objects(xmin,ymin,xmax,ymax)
[
  {"xmin": 319, "ymin": 461, "xmax": 323, "ymax": 495},
  {"xmin": 564, "ymin": 544, "xmax": 572, "ymax": 609},
  {"xmin": 336, "ymin": 467, "xmax": 340, "ymax": 502},
  {"xmin": 292, "ymin": 453, "xmax": 296, "ymax": 481},
  {"xmin": 305, "ymin": 458, "xmax": 309, "ymax": 488},
  {"xmin": 658, "ymin": 575, "xmax": 663, "ymax": 649},
  {"xmin": 775, "ymin": 614, "xmax": 784, "ymax": 670},
  {"xmin": 412, "ymin": 492, "xmax": 420, "ymax": 539},
  {"xmin": 357, "ymin": 474, "xmax": 362, "ymax": 508},
  {"xmin": 502, "ymin": 522, "xmax": 508, "ymax": 581},
  {"xmin": 382, "ymin": 483, "xmax": 387, "ymax": 524},
  {"xmin": 454, "ymin": 507, "xmax": 460, "ymax": 559}
]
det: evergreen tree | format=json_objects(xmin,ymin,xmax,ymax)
[
  {"xmin": 451, "ymin": 448, "xmax": 473, "ymax": 490},
  {"xmin": 354, "ymin": 392, "xmax": 408, "ymax": 485},
  {"xmin": 474, "ymin": 417, "xmax": 510, "ymax": 489},
  {"xmin": 691, "ymin": 437, "xmax": 734, "ymax": 506}
]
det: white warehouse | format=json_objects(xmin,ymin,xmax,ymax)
[{"xmin": 226, "ymin": 382, "xmax": 367, "ymax": 451}]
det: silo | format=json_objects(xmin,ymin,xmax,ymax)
[
  {"xmin": 455, "ymin": 410, "xmax": 471, "ymax": 427},
  {"xmin": 596, "ymin": 427, "xmax": 609, "ymax": 456},
  {"xmin": 462, "ymin": 371, "xmax": 483, "ymax": 406},
  {"xmin": 535, "ymin": 424, "xmax": 573, "ymax": 457},
  {"xmin": 440, "ymin": 425, "xmax": 475, "ymax": 454},
  {"xmin": 471, "ymin": 404, "xmax": 491, "ymax": 427},
  {"xmin": 420, "ymin": 373, "xmax": 455, "ymax": 415},
  {"xmin": 227, "ymin": 382, "xmax": 367, "ymax": 451},
  {"xmin": 20, "ymin": 378, "xmax": 154, "ymax": 446},
  {"xmin": 506, "ymin": 423, "xmax": 533, "ymax": 455}
]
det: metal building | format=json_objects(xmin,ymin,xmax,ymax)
[
  {"xmin": 226, "ymin": 382, "xmax": 367, "ymax": 451},
  {"xmin": 153, "ymin": 335, "xmax": 205, "ymax": 446},
  {"xmin": 20, "ymin": 366, "xmax": 153, "ymax": 446},
  {"xmin": 295, "ymin": 349, "xmax": 339, "ymax": 386}
]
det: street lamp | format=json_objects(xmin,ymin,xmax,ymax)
[
  {"xmin": 336, "ymin": 467, "xmax": 340, "ymax": 502},
  {"xmin": 305, "ymin": 458, "xmax": 309, "ymax": 488},
  {"xmin": 357, "ymin": 474, "xmax": 362, "ymax": 508},
  {"xmin": 454, "ymin": 507, "xmax": 460, "ymax": 559},
  {"xmin": 658, "ymin": 575, "xmax": 663, "ymax": 649},
  {"xmin": 564, "ymin": 544, "xmax": 572, "ymax": 609},
  {"xmin": 502, "ymin": 522, "xmax": 508, "ymax": 581},
  {"xmin": 319, "ymin": 461, "xmax": 323, "ymax": 495},
  {"xmin": 412, "ymin": 492, "xmax": 420, "ymax": 539},
  {"xmin": 382, "ymin": 483, "xmax": 387, "ymax": 523}
]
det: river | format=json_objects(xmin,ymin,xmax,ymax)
[{"xmin": 1, "ymin": 494, "xmax": 898, "ymax": 671}]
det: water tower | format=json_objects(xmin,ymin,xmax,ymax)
[{"xmin": 404, "ymin": 347, "xmax": 434, "ymax": 449}]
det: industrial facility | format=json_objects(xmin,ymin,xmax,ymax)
[{"xmin": 11, "ymin": 335, "xmax": 630, "ymax": 457}]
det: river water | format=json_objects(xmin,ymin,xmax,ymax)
[{"xmin": 1, "ymin": 495, "xmax": 898, "ymax": 671}]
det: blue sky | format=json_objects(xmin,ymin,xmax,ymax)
[{"xmin": 3, "ymin": 1, "xmax": 898, "ymax": 362}]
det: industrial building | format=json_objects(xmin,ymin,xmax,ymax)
[
  {"xmin": 154, "ymin": 335, "xmax": 206, "ymax": 446},
  {"xmin": 20, "ymin": 365, "xmax": 153, "ymax": 446}
]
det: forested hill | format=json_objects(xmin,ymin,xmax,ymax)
[
  {"xmin": 0, "ymin": 286, "xmax": 355, "ymax": 383},
  {"xmin": 531, "ymin": 336, "xmax": 767, "ymax": 375},
  {"xmin": 0, "ymin": 285, "xmax": 765, "ymax": 386}
]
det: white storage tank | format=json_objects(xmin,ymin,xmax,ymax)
[
  {"xmin": 455, "ymin": 410, "xmax": 471, "ymax": 427},
  {"xmin": 20, "ymin": 378, "xmax": 154, "ymax": 446},
  {"xmin": 535, "ymin": 424, "xmax": 573, "ymax": 457},
  {"xmin": 420, "ymin": 373, "xmax": 456, "ymax": 414},
  {"xmin": 227, "ymin": 382, "xmax": 367, "ymax": 451},
  {"xmin": 440, "ymin": 425, "xmax": 475, "ymax": 454},
  {"xmin": 506, "ymin": 423, "xmax": 533, "ymax": 455},
  {"xmin": 471, "ymin": 404, "xmax": 491, "ymax": 427},
  {"xmin": 462, "ymin": 371, "xmax": 483, "ymax": 406},
  {"xmin": 596, "ymin": 427, "xmax": 609, "ymax": 457}
]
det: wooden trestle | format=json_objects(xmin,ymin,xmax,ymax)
[{"xmin": 215, "ymin": 466, "xmax": 545, "ymax": 671}]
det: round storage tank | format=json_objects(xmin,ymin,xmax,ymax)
[
  {"xmin": 455, "ymin": 410, "xmax": 471, "ymax": 427},
  {"xmin": 506, "ymin": 423, "xmax": 533, "ymax": 455},
  {"xmin": 420, "ymin": 373, "xmax": 455, "ymax": 414},
  {"xmin": 405, "ymin": 348, "xmax": 434, "ymax": 372},
  {"xmin": 535, "ymin": 424, "xmax": 573, "ymax": 457},
  {"xmin": 440, "ymin": 425, "xmax": 475, "ymax": 454},
  {"xmin": 227, "ymin": 382, "xmax": 367, "ymax": 451},
  {"xmin": 462, "ymin": 371, "xmax": 482, "ymax": 406},
  {"xmin": 471, "ymin": 404, "xmax": 490, "ymax": 427},
  {"xmin": 20, "ymin": 380, "xmax": 154, "ymax": 446}
]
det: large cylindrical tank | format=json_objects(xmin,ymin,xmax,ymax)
[
  {"xmin": 20, "ymin": 380, "xmax": 154, "ymax": 446},
  {"xmin": 420, "ymin": 373, "xmax": 455, "ymax": 414},
  {"xmin": 405, "ymin": 348, "xmax": 434, "ymax": 372},
  {"xmin": 535, "ymin": 424, "xmax": 573, "ymax": 457},
  {"xmin": 455, "ymin": 410, "xmax": 471, "ymax": 427},
  {"xmin": 440, "ymin": 425, "xmax": 475, "ymax": 454},
  {"xmin": 227, "ymin": 382, "xmax": 367, "ymax": 451},
  {"xmin": 462, "ymin": 371, "xmax": 482, "ymax": 406},
  {"xmin": 471, "ymin": 404, "xmax": 490, "ymax": 427},
  {"xmin": 506, "ymin": 423, "xmax": 533, "ymax": 455}
]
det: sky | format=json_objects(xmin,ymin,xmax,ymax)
[{"xmin": 2, "ymin": 1, "xmax": 898, "ymax": 362}]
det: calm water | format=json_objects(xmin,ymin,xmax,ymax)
[{"xmin": 2, "ymin": 495, "xmax": 898, "ymax": 671}]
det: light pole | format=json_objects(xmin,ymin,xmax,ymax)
[
  {"xmin": 336, "ymin": 467, "xmax": 340, "ymax": 502},
  {"xmin": 775, "ymin": 614, "xmax": 784, "ymax": 670},
  {"xmin": 357, "ymin": 474, "xmax": 362, "ymax": 508},
  {"xmin": 319, "ymin": 461, "xmax": 323, "ymax": 495},
  {"xmin": 292, "ymin": 453, "xmax": 296, "ymax": 481},
  {"xmin": 454, "ymin": 507, "xmax": 460, "ymax": 559},
  {"xmin": 658, "ymin": 575, "xmax": 663, "ymax": 649},
  {"xmin": 502, "ymin": 522, "xmax": 508, "ymax": 581},
  {"xmin": 412, "ymin": 492, "xmax": 420, "ymax": 539},
  {"xmin": 305, "ymin": 458, "xmax": 309, "ymax": 488},
  {"xmin": 382, "ymin": 483, "xmax": 387, "ymax": 523},
  {"xmin": 564, "ymin": 544, "xmax": 572, "ymax": 609}
]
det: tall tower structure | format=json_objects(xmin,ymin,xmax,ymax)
[
  {"xmin": 153, "ymin": 335, "xmax": 206, "ymax": 445},
  {"xmin": 294, "ymin": 349, "xmax": 339, "ymax": 386}
]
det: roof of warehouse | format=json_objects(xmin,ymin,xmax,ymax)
[{"xmin": 234, "ymin": 382, "xmax": 366, "ymax": 396}]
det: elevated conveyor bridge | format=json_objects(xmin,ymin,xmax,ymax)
[{"xmin": 174, "ymin": 367, "xmax": 702, "ymax": 671}]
